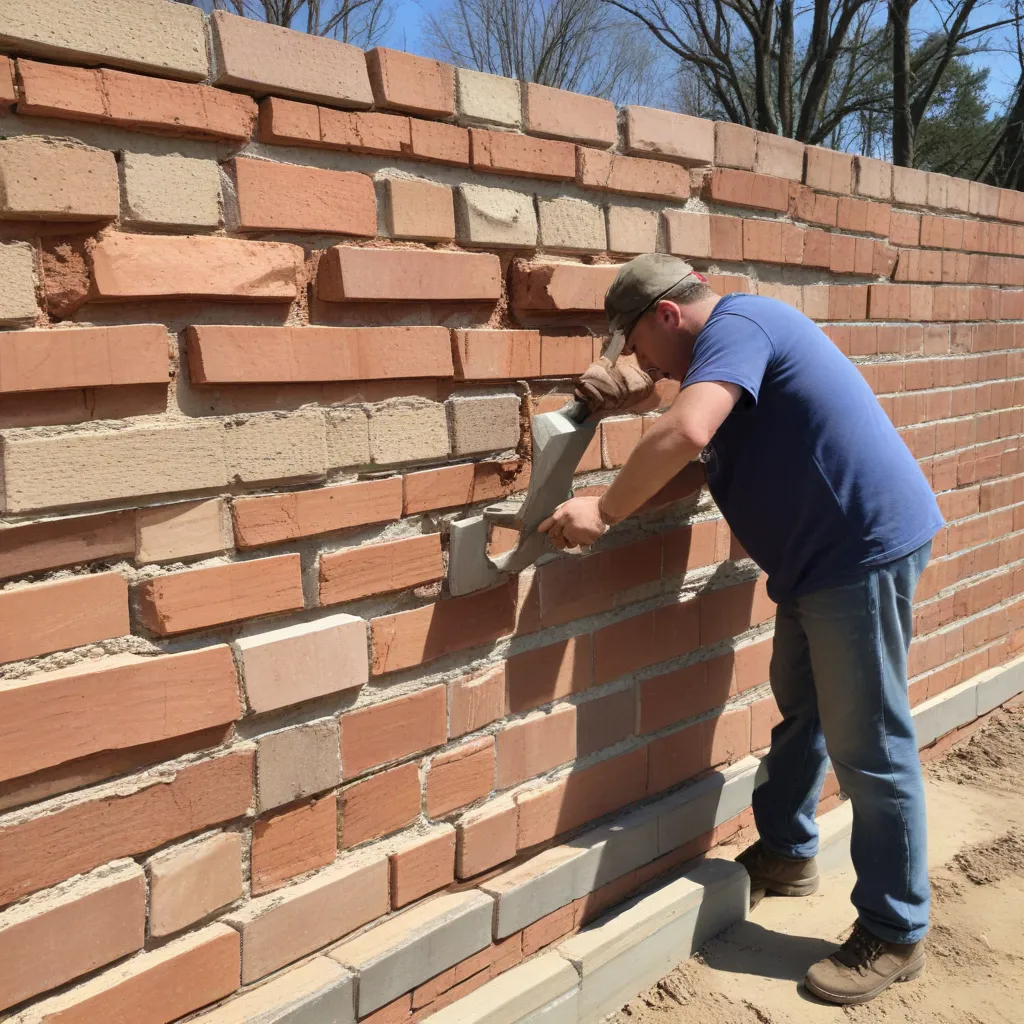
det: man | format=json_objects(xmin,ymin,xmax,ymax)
[{"xmin": 540, "ymin": 253, "xmax": 943, "ymax": 1006}]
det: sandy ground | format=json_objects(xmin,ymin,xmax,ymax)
[{"xmin": 612, "ymin": 703, "xmax": 1024, "ymax": 1024}]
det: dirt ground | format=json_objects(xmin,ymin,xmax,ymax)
[{"xmin": 612, "ymin": 703, "xmax": 1024, "ymax": 1024}]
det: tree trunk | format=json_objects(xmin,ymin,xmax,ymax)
[{"xmin": 890, "ymin": 0, "xmax": 914, "ymax": 166}]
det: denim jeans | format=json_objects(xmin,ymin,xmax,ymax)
[{"xmin": 751, "ymin": 542, "xmax": 932, "ymax": 944}]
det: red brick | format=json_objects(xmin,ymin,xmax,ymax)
[
  {"xmin": 662, "ymin": 520, "xmax": 719, "ymax": 575},
  {"xmin": 539, "ymin": 329, "xmax": 594, "ymax": 376},
  {"xmin": 750, "ymin": 696, "xmax": 783, "ymax": 750},
  {"xmin": 577, "ymin": 148, "xmax": 690, "ymax": 201},
  {"xmin": 0, "ymin": 56, "xmax": 14, "ymax": 110},
  {"xmin": 576, "ymin": 687, "xmax": 635, "ymax": 756},
  {"xmin": 600, "ymin": 417, "xmax": 642, "ymax": 468},
  {"xmin": 251, "ymin": 796, "xmax": 337, "ymax": 895},
  {"xmin": 0, "ymin": 572, "xmax": 128, "ymax": 665},
  {"xmin": 743, "ymin": 218, "xmax": 783, "ymax": 262},
  {"xmin": 646, "ymin": 720, "xmax": 704, "ymax": 794},
  {"xmin": 233, "ymin": 478, "xmax": 402, "ymax": 547},
  {"xmin": 469, "ymin": 129, "xmax": 576, "ymax": 181},
  {"xmin": 640, "ymin": 659, "xmax": 729, "ymax": 734},
  {"xmin": 523, "ymin": 82, "xmax": 617, "ymax": 146},
  {"xmin": 715, "ymin": 122, "xmax": 756, "ymax": 170},
  {"xmin": 318, "ymin": 246, "xmax": 501, "ymax": 302},
  {"xmin": 457, "ymin": 800, "xmax": 517, "ymax": 877},
  {"xmin": 510, "ymin": 260, "xmax": 619, "ymax": 312},
  {"xmin": 709, "ymin": 215, "xmax": 743, "ymax": 261},
  {"xmin": 257, "ymin": 95, "xmax": 321, "ymax": 145},
  {"xmin": 408, "ymin": 119, "xmax": 470, "ymax": 166},
  {"xmin": 363, "ymin": 995, "xmax": 413, "ymax": 1024},
  {"xmin": 496, "ymin": 704, "xmax": 577, "ymax": 788},
  {"xmin": 804, "ymin": 146, "xmax": 853, "ymax": 194},
  {"xmin": 341, "ymin": 686, "xmax": 446, "ymax": 777},
  {"xmin": 789, "ymin": 183, "xmax": 839, "ymax": 226},
  {"xmin": 592, "ymin": 598, "xmax": 701, "ymax": 685},
  {"xmin": 232, "ymin": 157, "xmax": 375, "ymax": 235},
  {"xmin": 507, "ymin": 635, "xmax": 590, "ymax": 713},
  {"xmin": 426, "ymin": 738, "xmax": 495, "ymax": 817},
  {"xmin": 703, "ymin": 705, "xmax": 751, "ymax": 767},
  {"xmin": 889, "ymin": 210, "xmax": 921, "ymax": 246},
  {"xmin": 136, "ymin": 554, "xmax": 304, "ymax": 636},
  {"xmin": 390, "ymin": 827, "xmax": 456, "ymax": 908},
  {"xmin": 386, "ymin": 178, "xmax": 455, "ymax": 241},
  {"xmin": 449, "ymin": 664, "xmax": 506, "ymax": 738},
  {"xmin": 17, "ymin": 60, "xmax": 257, "ymax": 142},
  {"xmin": 700, "ymin": 576, "xmax": 775, "ymax": 645},
  {"xmin": 366, "ymin": 48, "xmax": 454, "ymax": 117},
  {"xmin": 452, "ymin": 329, "xmax": 541, "ymax": 379},
  {"xmin": 0, "ymin": 647, "xmax": 239, "ymax": 784},
  {"xmin": 319, "ymin": 534, "xmax": 443, "ymax": 605},
  {"xmin": 0, "ymin": 751, "xmax": 252, "ymax": 907},
  {"xmin": 319, "ymin": 105, "xmax": 412, "ymax": 155},
  {"xmin": 522, "ymin": 902, "xmax": 576, "ymax": 956},
  {"xmin": 0, "ymin": 510, "xmax": 135, "ymax": 579},
  {"xmin": 339, "ymin": 761, "xmax": 421, "ymax": 847},
  {"xmin": 403, "ymin": 460, "xmax": 528, "ymax": 515},
  {"xmin": 854, "ymin": 155, "xmax": 892, "ymax": 200},
  {"xmin": 705, "ymin": 168, "xmax": 789, "ymax": 212},
  {"xmin": 892, "ymin": 165, "xmax": 929, "ymax": 206}
]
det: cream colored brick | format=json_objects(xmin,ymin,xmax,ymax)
[
  {"xmin": 538, "ymin": 197, "xmax": 606, "ymax": 252},
  {"xmin": 136, "ymin": 498, "xmax": 231, "ymax": 564},
  {"xmin": 0, "ymin": 422, "xmax": 228, "ymax": 513},
  {"xmin": 607, "ymin": 206, "xmax": 658, "ymax": 254},
  {"xmin": 0, "ymin": 242, "xmax": 38, "ymax": 326},
  {"xmin": 224, "ymin": 411, "xmax": 326, "ymax": 485},
  {"xmin": 448, "ymin": 394, "xmax": 521, "ymax": 455},
  {"xmin": 256, "ymin": 720, "xmax": 342, "ymax": 812},
  {"xmin": 121, "ymin": 153, "xmax": 222, "ymax": 229},
  {"xmin": 0, "ymin": 0, "xmax": 208, "ymax": 80},
  {"xmin": 368, "ymin": 401, "xmax": 450, "ymax": 465},
  {"xmin": 326, "ymin": 408, "xmax": 371, "ymax": 468},
  {"xmin": 455, "ymin": 184, "xmax": 537, "ymax": 248},
  {"xmin": 456, "ymin": 68, "xmax": 522, "ymax": 128}
]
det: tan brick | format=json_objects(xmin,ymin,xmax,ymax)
[
  {"xmin": 456, "ymin": 800, "xmax": 517, "ymax": 878},
  {"xmin": 523, "ymin": 82, "xmax": 616, "ymax": 147},
  {"xmin": 320, "ymin": 534, "xmax": 444, "ymax": 605},
  {"xmin": 804, "ymin": 146, "xmax": 852, "ymax": 193},
  {"xmin": 386, "ymin": 178, "xmax": 455, "ymax": 241},
  {"xmin": 449, "ymin": 394, "xmax": 521, "ymax": 455},
  {"xmin": 470, "ymin": 129, "xmax": 575, "ymax": 181},
  {"xmin": 606, "ymin": 206, "xmax": 658, "ymax": 254},
  {"xmin": 663, "ymin": 210, "xmax": 711, "ymax": 258},
  {"xmin": 0, "ymin": 324, "xmax": 169, "ymax": 394},
  {"xmin": 225, "ymin": 853, "xmax": 387, "ymax": 984},
  {"xmin": 251, "ymin": 796, "xmax": 337, "ymax": 895},
  {"xmin": 455, "ymin": 184, "xmax": 538, "ymax": 248},
  {"xmin": 136, "ymin": 554, "xmax": 304, "ymax": 636},
  {"xmin": 257, "ymin": 720, "xmax": 341, "ymax": 812},
  {"xmin": 0, "ymin": 647, "xmax": 239, "ymax": 783},
  {"xmin": 232, "ymin": 157, "xmax": 376, "ymax": 236},
  {"xmin": 340, "ymin": 762, "xmax": 422, "ymax": 847},
  {"xmin": 147, "ymin": 834, "xmax": 243, "ymax": 938},
  {"xmin": 0, "ymin": 861, "xmax": 144, "ymax": 1013},
  {"xmin": 0, "ymin": 510, "xmax": 135, "ymax": 580},
  {"xmin": 0, "ymin": 0, "xmax": 208, "ymax": 81},
  {"xmin": 0, "ymin": 751, "xmax": 253, "ymax": 906},
  {"xmin": 715, "ymin": 122, "xmax": 756, "ymax": 169},
  {"xmin": 496, "ymin": 704, "xmax": 577, "ymax": 788},
  {"xmin": 537, "ymin": 196, "xmax": 606, "ymax": 251},
  {"xmin": 136, "ymin": 498, "xmax": 230, "ymax": 564},
  {"xmin": 326, "ymin": 408, "xmax": 371, "ymax": 468},
  {"xmin": 510, "ymin": 260, "xmax": 619, "ymax": 312},
  {"xmin": 10, "ymin": 924, "xmax": 241, "ymax": 1024},
  {"xmin": 366, "ymin": 48, "xmax": 454, "ymax": 117},
  {"xmin": 224, "ymin": 411, "xmax": 326, "ymax": 485},
  {"xmin": 754, "ymin": 133, "xmax": 804, "ymax": 181},
  {"xmin": 369, "ymin": 400, "xmax": 450, "ymax": 464},
  {"xmin": 456, "ymin": 68, "xmax": 521, "ymax": 128},
  {"xmin": 623, "ymin": 106, "xmax": 713, "ymax": 165},
  {"xmin": 0, "ymin": 572, "xmax": 127, "ymax": 664},
  {"xmin": 210, "ymin": 10, "xmax": 372, "ymax": 107},
  {"xmin": 450, "ymin": 664, "xmax": 506, "ymax": 738},
  {"xmin": 0, "ymin": 421, "xmax": 227, "ymax": 513},
  {"xmin": 855, "ymin": 155, "xmax": 893, "ymax": 200},
  {"xmin": 427, "ymin": 737, "xmax": 495, "ymax": 817},
  {"xmin": 0, "ymin": 242, "xmax": 38, "ymax": 326},
  {"xmin": 577, "ymin": 148, "xmax": 690, "ymax": 201},
  {"xmin": 0, "ymin": 138, "xmax": 117, "ymax": 221},
  {"xmin": 390, "ymin": 826, "xmax": 456, "ymax": 907},
  {"xmin": 318, "ymin": 246, "xmax": 501, "ymax": 302}
]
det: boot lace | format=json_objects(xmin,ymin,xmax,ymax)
[{"xmin": 832, "ymin": 923, "xmax": 886, "ymax": 975}]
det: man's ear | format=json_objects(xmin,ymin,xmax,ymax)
[{"xmin": 656, "ymin": 300, "xmax": 682, "ymax": 328}]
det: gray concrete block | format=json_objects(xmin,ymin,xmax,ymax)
[
  {"xmin": 448, "ymin": 394, "xmax": 521, "ymax": 455},
  {"xmin": 975, "ymin": 655, "xmax": 1024, "ymax": 715},
  {"xmin": 455, "ymin": 185, "xmax": 537, "ymax": 248},
  {"xmin": 424, "ymin": 953, "xmax": 579, "ymax": 1024},
  {"xmin": 256, "ymin": 720, "xmax": 342, "ymax": 812},
  {"xmin": 457, "ymin": 68, "xmax": 522, "ymax": 128},
  {"xmin": 912, "ymin": 679, "xmax": 978, "ymax": 748},
  {"xmin": 569, "ymin": 805, "xmax": 660, "ymax": 893},
  {"xmin": 537, "ymin": 197, "xmax": 607, "ymax": 252},
  {"xmin": 329, "ymin": 890, "xmax": 494, "ymax": 1014},
  {"xmin": 518, "ymin": 987, "xmax": 580, "ymax": 1024}
]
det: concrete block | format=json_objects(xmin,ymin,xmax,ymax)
[
  {"xmin": 448, "ymin": 394, "xmax": 521, "ymax": 455},
  {"xmin": 188, "ymin": 957, "xmax": 355, "ymax": 1024},
  {"xmin": 329, "ymin": 890, "xmax": 494, "ymax": 1014},
  {"xmin": 121, "ymin": 153, "xmax": 222, "ymax": 229},
  {"xmin": 974, "ymin": 654, "xmax": 1024, "ymax": 715},
  {"xmin": 423, "ymin": 952, "xmax": 579, "ymax": 1024},
  {"xmin": 0, "ymin": 0, "xmax": 208, "ymax": 81},
  {"xmin": 256, "ymin": 720, "xmax": 342, "ymax": 812},
  {"xmin": 537, "ymin": 197, "xmax": 606, "ymax": 252},
  {"xmin": 570, "ymin": 806, "xmax": 660, "ymax": 892},
  {"xmin": 224, "ymin": 412, "xmax": 326, "ymax": 485},
  {"xmin": 235, "ymin": 613, "xmax": 368, "ymax": 714},
  {"xmin": 326, "ymin": 408, "xmax": 371, "ymax": 469},
  {"xmin": 518, "ymin": 988, "xmax": 580, "ymax": 1024},
  {"xmin": 607, "ymin": 206, "xmax": 658, "ymax": 255},
  {"xmin": 0, "ymin": 242, "xmax": 38, "ymax": 326},
  {"xmin": 457, "ymin": 68, "xmax": 522, "ymax": 128},
  {"xmin": 455, "ymin": 184, "xmax": 538, "ymax": 248},
  {"xmin": 912, "ymin": 678, "xmax": 978, "ymax": 749},
  {"xmin": 814, "ymin": 801, "xmax": 853, "ymax": 876},
  {"xmin": 369, "ymin": 401, "xmax": 450, "ymax": 465}
]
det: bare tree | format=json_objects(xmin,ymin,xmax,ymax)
[
  {"xmin": 191, "ymin": 0, "xmax": 394, "ymax": 47},
  {"xmin": 977, "ymin": 0, "xmax": 1024, "ymax": 187}
]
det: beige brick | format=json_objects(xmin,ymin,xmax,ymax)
[
  {"xmin": 0, "ymin": 242, "xmax": 38, "ymax": 326},
  {"xmin": 0, "ymin": 861, "xmax": 144, "ymax": 1013},
  {"xmin": 136, "ymin": 498, "xmax": 230, "ymax": 564},
  {"xmin": 0, "ymin": 138, "xmax": 118, "ymax": 221},
  {"xmin": 210, "ymin": 10, "xmax": 372, "ymax": 107},
  {"xmin": 455, "ymin": 184, "xmax": 537, "ymax": 248},
  {"xmin": 663, "ymin": 210, "xmax": 711, "ymax": 258},
  {"xmin": 456, "ymin": 68, "xmax": 522, "ymax": 128},
  {"xmin": 121, "ymin": 153, "xmax": 222, "ymax": 229},
  {"xmin": 326, "ymin": 407, "xmax": 371, "ymax": 468},
  {"xmin": 234, "ymin": 613, "xmax": 368, "ymax": 714},
  {"xmin": 0, "ymin": 0, "xmax": 208, "ymax": 81},
  {"xmin": 448, "ymin": 395, "xmax": 521, "ymax": 456},
  {"xmin": 385, "ymin": 178, "xmax": 455, "ymax": 241},
  {"xmin": 623, "ymin": 107, "xmax": 714, "ymax": 165},
  {"xmin": 224, "ymin": 411, "xmax": 326, "ymax": 485},
  {"xmin": 523, "ymin": 82, "xmax": 617, "ymax": 147},
  {"xmin": 256, "ymin": 720, "xmax": 342, "ymax": 812},
  {"xmin": 607, "ymin": 206, "xmax": 658, "ymax": 254},
  {"xmin": 0, "ymin": 422, "xmax": 227, "ymax": 513},
  {"xmin": 147, "ymin": 834, "xmax": 243, "ymax": 938},
  {"xmin": 368, "ymin": 401, "xmax": 450, "ymax": 465},
  {"xmin": 537, "ymin": 197, "xmax": 606, "ymax": 252}
]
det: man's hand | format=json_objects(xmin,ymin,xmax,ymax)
[
  {"xmin": 538, "ymin": 496, "xmax": 607, "ymax": 551},
  {"xmin": 574, "ymin": 357, "xmax": 655, "ymax": 414}
]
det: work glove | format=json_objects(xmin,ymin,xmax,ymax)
[{"xmin": 574, "ymin": 357, "xmax": 655, "ymax": 414}]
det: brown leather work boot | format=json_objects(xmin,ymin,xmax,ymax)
[
  {"xmin": 735, "ymin": 839, "xmax": 819, "ymax": 909},
  {"xmin": 805, "ymin": 921, "xmax": 925, "ymax": 1005}
]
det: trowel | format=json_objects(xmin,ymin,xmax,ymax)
[{"xmin": 448, "ymin": 398, "xmax": 598, "ymax": 596}]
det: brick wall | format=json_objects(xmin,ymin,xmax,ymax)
[{"xmin": 0, "ymin": 1, "xmax": 1023, "ymax": 1020}]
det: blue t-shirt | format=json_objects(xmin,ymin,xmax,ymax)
[{"xmin": 684, "ymin": 294, "xmax": 943, "ymax": 603}]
